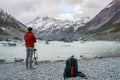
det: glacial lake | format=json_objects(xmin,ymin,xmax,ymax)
[{"xmin": 0, "ymin": 41, "xmax": 120, "ymax": 62}]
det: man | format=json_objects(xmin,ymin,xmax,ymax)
[{"xmin": 24, "ymin": 27, "xmax": 36, "ymax": 69}]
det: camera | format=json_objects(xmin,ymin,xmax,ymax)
[{"xmin": 34, "ymin": 49, "xmax": 37, "ymax": 51}]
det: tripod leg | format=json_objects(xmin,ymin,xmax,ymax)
[{"xmin": 33, "ymin": 50, "xmax": 38, "ymax": 65}]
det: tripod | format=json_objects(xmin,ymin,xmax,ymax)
[{"xmin": 33, "ymin": 49, "xmax": 38, "ymax": 65}]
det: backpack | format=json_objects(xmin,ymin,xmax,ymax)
[
  {"xmin": 63, "ymin": 57, "xmax": 88, "ymax": 79},
  {"xmin": 63, "ymin": 57, "xmax": 78, "ymax": 78}
]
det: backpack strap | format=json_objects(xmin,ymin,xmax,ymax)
[{"xmin": 70, "ymin": 66, "xmax": 74, "ymax": 77}]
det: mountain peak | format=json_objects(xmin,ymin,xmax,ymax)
[
  {"xmin": 42, "ymin": 16, "xmax": 49, "ymax": 20},
  {"xmin": 34, "ymin": 16, "xmax": 41, "ymax": 21},
  {"xmin": 106, "ymin": 0, "xmax": 120, "ymax": 8},
  {"xmin": 33, "ymin": 16, "xmax": 56, "ymax": 22}
]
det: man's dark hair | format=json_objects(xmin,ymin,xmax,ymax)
[
  {"xmin": 71, "ymin": 55, "xmax": 74, "ymax": 58},
  {"xmin": 28, "ymin": 27, "xmax": 33, "ymax": 31}
]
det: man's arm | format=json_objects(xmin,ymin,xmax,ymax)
[{"xmin": 32, "ymin": 34, "xmax": 36, "ymax": 43}]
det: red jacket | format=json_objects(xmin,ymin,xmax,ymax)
[{"xmin": 24, "ymin": 31, "xmax": 36, "ymax": 48}]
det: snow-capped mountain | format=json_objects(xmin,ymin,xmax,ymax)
[
  {"xmin": 27, "ymin": 16, "xmax": 90, "ymax": 40},
  {"xmin": 0, "ymin": 8, "xmax": 27, "ymax": 40},
  {"xmin": 75, "ymin": 0, "xmax": 120, "ymax": 41}
]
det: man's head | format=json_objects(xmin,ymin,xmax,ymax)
[{"xmin": 28, "ymin": 27, "xmax": 33, "ymax": 31}]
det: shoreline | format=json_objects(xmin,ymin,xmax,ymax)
[
  {"xmin": 0, "ymin": 56, "xmax": 120, "ymax": 64},
  {"xmin": 0, "ymin": 57, "xmax": 120, "ymax": 80}
]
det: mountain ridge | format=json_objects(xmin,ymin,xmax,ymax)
[
  {"xmin": 74, "ymin": 0, "xmax": 120, "ymax": 41},
  {"xmin": 0, "ymin": 8, "xmax": 27, "ymax": 40},
  {"xmin": 27, "ymin": 16, "xmax": 90, "ymax": 41}
]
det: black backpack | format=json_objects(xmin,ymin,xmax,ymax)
[{"xmin": 63, "ymin": 57, "xmax": 78, "ymax": 78}]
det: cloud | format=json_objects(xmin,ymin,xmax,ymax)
[
  {"xmin": 57, "ymin": 13, "xmax": 75, "ymax": 21},
  {"xmin": 0, "ymin": 0, "xmax": 112, "ymax": 24},
  {"xmin": 57, "ymin": 0, "xmax": 112, "ymax": 21}
]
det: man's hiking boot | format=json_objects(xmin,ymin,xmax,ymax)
[
  {"xmin": 26, "ymin": 66, "xmax": 29, "ymax": 69},
  {"xmin": 29, "ymin": 66, "xmax": 35, "ymax": 69},
  {"xmin": 26, "ymin": 65, "xmax": 35, "ymax": 69}
]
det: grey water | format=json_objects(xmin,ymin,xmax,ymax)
[{"xmin": 0, "ymin": 41, "xmax": 120, "ymax": 62}]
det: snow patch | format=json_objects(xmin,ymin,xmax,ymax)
[
  {"xmin": 106, "ymin": 2, "xmax": 114, "ymax": 8},
  {"xmin": 1, "ymin": 27, "xmax": 6, "ymax": 30}
]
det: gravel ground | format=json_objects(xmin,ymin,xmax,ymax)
[{"xmin": 0, "ymin": 57, "xmax": 120, "ymax": 80}]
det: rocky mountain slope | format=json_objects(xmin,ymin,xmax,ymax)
[
  {"xmin": 75, "ymin": 0, "xmax": 120, "ymax": 41},
  {"xmin": 27, "ymin": 16, "xmax": 90, "ymax": 41},
  {"xmin": 0, "ymin": 8, "xmax": 27, "ymax": 40}
]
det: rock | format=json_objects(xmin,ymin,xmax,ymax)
[
  {"xmin": 0, "ymin": 59, "xmax": 5, "ymax": 63},
  {"xmin": 14, "ymin": 58, "xmax": 24, "ymax": 62}
]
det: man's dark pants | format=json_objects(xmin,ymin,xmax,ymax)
[{"xmin": 26, "ymin": 47, "xmax": 34, "ymax": 67}]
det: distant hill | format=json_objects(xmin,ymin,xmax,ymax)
[
  {"xmin": 0, "ymin": 8, "xmax": 27, "ymax": 40},
  {"xmin": 74, "ymin": 0, "xmax": 120, "ymax": 41}
]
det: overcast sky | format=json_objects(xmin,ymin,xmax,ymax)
[{"xmin": 0, "ymin": 0, "xmax": 112, "ymax": 24}]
